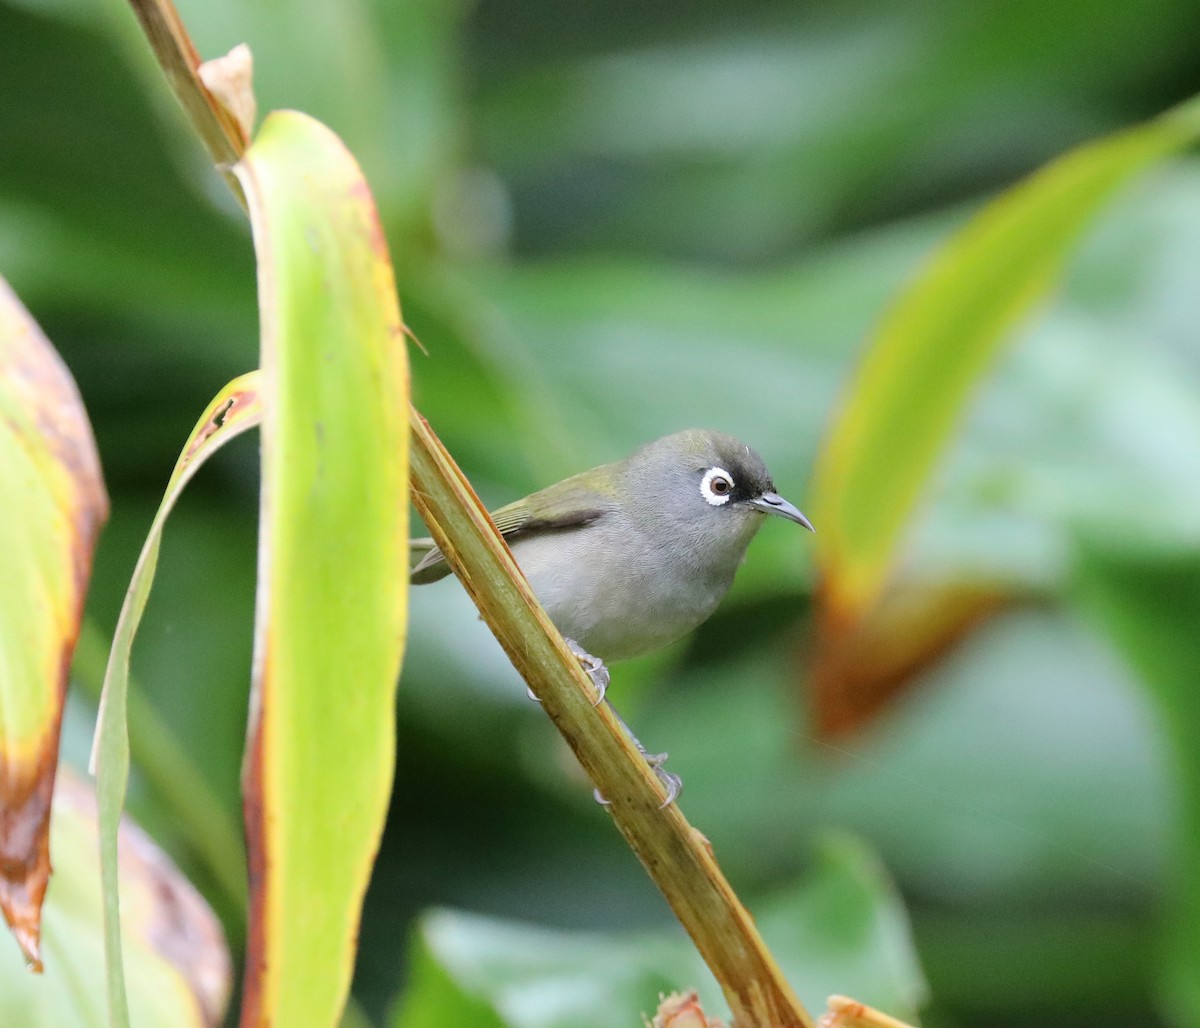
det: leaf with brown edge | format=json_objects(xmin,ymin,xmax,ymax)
[
  {"xmin": 806, "ymin": 95, "xmax": 1200, "ymax": 737},
  {"xmin": 809, "ymin": 95, "xmax": 1200, "ymax": 628},
  {"xmin": 234, "ymin": 111, "xmax": 409, "ymax": 1028},
  {"xmin": 0, "ymin": 277, "xmax": 107, "ymax": 970},
  {"xmin": 91, "ymin": 371, "xmax": 262, "ymax": 1027},
  {"xmin": 1, "ymin": 766, "xmax": 231, "ymax": 1026}
]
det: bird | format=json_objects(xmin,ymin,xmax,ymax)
[{"xmin": 410, "ymin": 428, "xmax": 814, "ymax": 803}]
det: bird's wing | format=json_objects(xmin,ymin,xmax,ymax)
[{"xmin": 410, "ymin": 470, "xmax": 614, "ymax": 584}]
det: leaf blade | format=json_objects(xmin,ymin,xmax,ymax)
[
  {"xmin": 233, "ymin": 110, "xmax": 410, "ymax": 1028},
  {"xmin": 810, "ymin": 96, "xmax": 1200, "ymax": 621},
  {"xmin": 0, "ymin": 276, "xmax": 107, "ymax": 968},
  {"xmin": 91, "ymin": 372, "xmax": 262, "ymax": 1028}
]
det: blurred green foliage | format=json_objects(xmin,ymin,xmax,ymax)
[{"xmin": 4, "ymin": 0, "xmax": 1200, "ymax": 1025}]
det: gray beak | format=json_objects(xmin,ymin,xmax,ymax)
[{"xmin": 749, "ymin": 492, "xmax": 815, "ymax": 532}]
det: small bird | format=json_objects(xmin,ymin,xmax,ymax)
[{"xmin": 410, "ymin": 428, "xmax": 814, "ymax": 802}]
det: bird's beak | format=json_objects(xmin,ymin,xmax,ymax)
[{"xmin": 750, "ymin": 492, "xmax": 815, "ymax": 532}]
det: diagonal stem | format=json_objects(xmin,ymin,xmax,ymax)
[
  {"xmin": 126, "ymin": 0, "xmax": 249, "ymax": 201},
  {"xmin": 409, "ymin": 410, "xmax": 814, "ymax": 1028}
]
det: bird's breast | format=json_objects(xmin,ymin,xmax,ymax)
[{"xmin": 509, "ymin": 527, "xmax": 736, "ymax": 663}]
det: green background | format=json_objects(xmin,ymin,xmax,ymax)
[{"xmin": 4, "ymin": 0, "xmax": 1200, "ymax": 1024}]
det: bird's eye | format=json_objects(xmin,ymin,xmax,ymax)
[{"xmin": 700, "ymin": 467, "xmax": 734, "ymax": 506}]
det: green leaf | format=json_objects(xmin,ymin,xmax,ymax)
[
  {"xmin": 91, "ymin": 372, "xmax": 262, "ymax": 1028},
  {"xmin": 0, "ymin": 767, "xmax": 230, "ymax": 1027},
  {"xmin": 758, "ymin": 834, "xmax": 926, "ymax": 1022},
  {"xmin": 1073, "ymin": 545, "xmax": 1200, "ymax": 1025},
  {"xmin": 393, "ymin": 931, "xmax": 508, "ymax": 1028},
  {"xmin": 72, "ymin": 619, "xmax": 247, "ymax": 919},
  {"xmin": 392, "ymin": 833, "xmax": 924, "ymax": 1028},
  {"xmin": 809, "ymin": 94, "xmax": 1200, "ymax": 621},
  {"xmin": 0, "ymin": 275, "xmax": 107, "ymax": 967},
  {"xmin": 393, "ymin": 908, "xmax": 718, "ymax": 1028},
  {"xmin": 233, "ymin": 110, "xmax": 410, "ymax": 1027}
]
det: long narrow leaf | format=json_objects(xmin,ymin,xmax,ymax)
[
  {"xmin": 233, "ymin": 111, "xmax": 410, "ymax": 1028},
  {"xmin": 91, "ymin": 372, "xmax": 263, "ymax": 1027},
  {"xmin": 810, "ymin": 95, "xmax": 1200, "ymax": 622}
]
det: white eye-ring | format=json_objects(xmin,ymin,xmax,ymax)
[{"xmin": 700, "ymin": 467, "xmax": 734, "ymax": 506}]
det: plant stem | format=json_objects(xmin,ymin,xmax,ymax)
[
  {"xmin": 125, "ymin": 0, "xmax": 249, "ymax": 200},
  {"xmin": 409, "ymin": 411, "xmax": 814, "ymax": 1028}
]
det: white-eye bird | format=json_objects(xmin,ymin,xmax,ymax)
[{"xmin": 410, "ymin": 428, "xmax": 814, "ymax": 802}]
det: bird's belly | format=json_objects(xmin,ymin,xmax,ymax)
[{"xmin": 510, "ymin": 532, "xmax": 728, "ymax": 663}]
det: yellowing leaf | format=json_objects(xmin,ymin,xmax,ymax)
[
  {"xmin": 0, "ymin": 277, "xmax": 107, "ymax": 967},
  {"xmin": 810, "ymin": 96, "xmax": 1200, "ymax": 624},
  {"xmin": 233, "ymin": 111, "xmax": 409, "ymax": 1027}
]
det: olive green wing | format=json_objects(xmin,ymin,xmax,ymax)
[{"xmin": 409, "ymin": 467, "xmax": 615, "ymax": 584}]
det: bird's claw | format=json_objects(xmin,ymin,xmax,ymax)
[
  {"xmin": 658, "ymin": 770, "xmax": 683, "ymax": 808},
  {"xmin": 646, "ymin": 754, "xmax": 683, "ymax": 808},
  {"xmin": 593, "ymin": 750, "xmax": 682, "ymax": 809},
  {"xmin": 566, "ymin": 639, "xmax": 609, "ymax": 706},
  {"xmin": 530, "ymin": 638, "xmax": 674, "ymax": 805},
  {"xmin": 525, "ymin": 640, "xmax": 609, "ymax": 706}
]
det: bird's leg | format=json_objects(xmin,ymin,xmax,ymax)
[
  {"xmin": 522, "ymin": 639, "xmax": 680, "ymax": 806},
  {"xmin": 566, "ymin": 638, "xmax": 610, "ymax": 706},
  {"xmin": 526, "ymin": 637, "xmax": 610, "ymax": 706},
  {"xmin": 594, "ymin": 703, "xmax": 683, "ymax": 809}
]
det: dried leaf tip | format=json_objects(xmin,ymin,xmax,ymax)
[
  {"xmin": 651, "ymin": 990, "xmax": 726, "ymax": 1028},
  {"xmin": 818, "ymin": 995, "xmax": 917, "ymax": 1028},
  {"xmin": 199, "ymin": 44, "xmax": 256, "ymax": 141}
]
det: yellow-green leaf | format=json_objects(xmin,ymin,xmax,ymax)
[
  {"xmin": 92, "ymin": 371, "xmax": 262, "ymax": 1027},
  {"xmin": 0, "ymin": 277, "xmax": 107, "ymax": 968},
  {"xmin": 809, "ymin": 95, "xmax": 1200, "ymax": 622},
  {"xmin": 233, "ymin": 111, "xmax": 409, "ymax": 1027}
]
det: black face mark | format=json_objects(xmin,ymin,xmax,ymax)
[{"xmin": 698, "ymin": 462, "xmax": 773, "ymax": 508}]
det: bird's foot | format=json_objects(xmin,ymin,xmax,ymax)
[
  {"xmin": 593, "ymin": 719, "xmax": 683, "ymax": 809},
  {"xmin": 524, "ymin": 639, "xmax": 610, "ymax": 706},
  {"xmin": 593, "ymin": 759, "xmax": 682, "ymax": 809},
  {"xmin": 566, "ymin": 638, "xmax": 609, "ymax": 706},
  {"xmin": 646, "ymin": 751, "xmax": 684, "ymax": 808}
]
